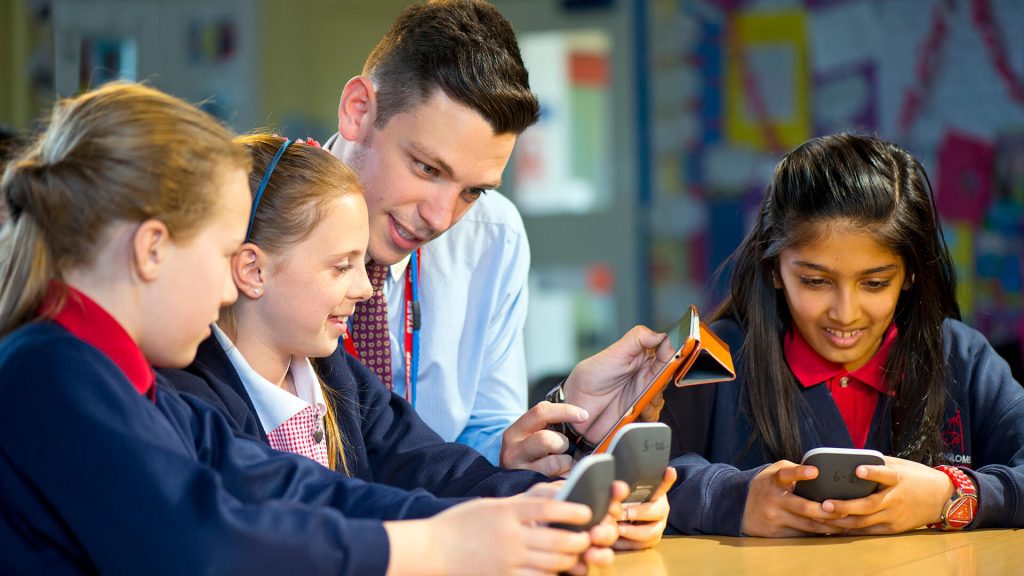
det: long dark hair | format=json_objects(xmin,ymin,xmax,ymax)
[{"xmin": 712, "ymin": 134, "xmax": 960, "ymax": 464}]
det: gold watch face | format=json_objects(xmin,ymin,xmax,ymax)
[{"xmin": 945, "ymin": 494, "xmax": 978, "ymax": 529}]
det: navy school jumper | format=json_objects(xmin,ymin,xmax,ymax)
[
  {"xmin": 159, "ymin": 335, "xmax": 549, "ymax": 498},
  {"xmin": 0, "ymin": 321, "xmax": 459, "ymax": 575},
  {"xmin": 660, "ymin": 318, "xmax": 1024, "ymax": 536}
]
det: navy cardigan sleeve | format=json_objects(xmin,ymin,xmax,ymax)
[
  {"xmin": 320, "ymin": 349, "xmax": 547, "ymax": 497},
  {"xmin": 161, "ymin": 338, "xmax": 547, "ymax": 498},
  {"xmin": 659, "ymin": 319, "xmax": 763, "ymax": 536},
  {"xmin": 948, "ymin": 320, "xmax": 1024, "ymax": 528},
  {"xmin": 0, "ymin": 323, "xmax": 456, "ymax": 576}
]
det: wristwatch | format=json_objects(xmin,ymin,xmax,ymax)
[
  {"xmin": 544, "ymin": 381, "xmax": 598, "ymax": 458},
  {"xmin": 928, "ymin": 465, "xmax": 979, "ymax": 531}
]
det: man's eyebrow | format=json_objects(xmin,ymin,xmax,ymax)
[
  {"xmin": 409, "ymin": 142, "xmax": 454, "ymax": 179},
  {"xmin": 409, "ymin": 141, "xmax": 500, "ymax": 190}
]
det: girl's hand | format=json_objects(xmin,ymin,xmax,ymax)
[
  {"xmin": 615, "ymin": 467, "xmax": 677, "ymax": 550},
  {"xmin": 385, "ymin": 496, "xmax": 598, "ymax": 576},
  {"xmin": 818, "ymin": 456, "xmax": 955, "ymax": 535},
  {"xmin": 741, "ymin": 460, "xmax": 847, "ymax": 537},
  {"xmin": 511, "ymin": 479, "xmax": 629, "ymax": 574}
]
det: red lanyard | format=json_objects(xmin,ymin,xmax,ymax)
[{"xmin": 343, "ymin": 249, "xmax": 420, "ymax": 404}]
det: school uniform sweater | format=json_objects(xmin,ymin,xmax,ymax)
[
  {"xmin": 660, "ymin": 318, "xmax": 1024, "ymax": 536},
  {"xmin": 160, "ymin": 336, "xmax": 548, "ymax": 498},
  {"xmin": 0, "ymin": 322, "xmax": 457, "ymax": 575}
]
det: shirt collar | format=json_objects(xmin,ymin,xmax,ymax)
[
  {"xmin": 324, "ymin": 132, "xmax": 340, "ymax": 153},
  {"xmin": 43, "ymin": 283, "xmax": 155, "ymax": 399},
  {"xmin": 211, "ymin": 324, "xmax": 325, "ymax": 432},
  {"xmin": 389, "ymin": 254, "xmax": 411, "ymax": 282},
  {"xmin": 784, "ymin": 322, "xmax": 898, "ymax": 395}
]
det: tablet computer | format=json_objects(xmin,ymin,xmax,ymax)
[{"xmin": 593, "ymin": 306, "xmax": 735, "ymax": 454}]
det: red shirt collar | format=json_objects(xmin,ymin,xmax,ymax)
[
  {"xmin": 42, "ymin": 284, "xmax": 156, "ymax": 400},
  {"xmin": 784, "ymin": 323, "xmax": 898, "ymax": 395}
]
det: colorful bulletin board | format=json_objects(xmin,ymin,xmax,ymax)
[{"xmin": 647, "ymin": 0, "xmax": 1024, "ymax": 379}]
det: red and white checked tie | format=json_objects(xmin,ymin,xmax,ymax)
[
  {"xmin": 350, "ymin": 261, "xmax": 393, "ymax": 389},
  {"xmin": 266, "ymin": 405, "xmax": 329, "ymax": 467}
]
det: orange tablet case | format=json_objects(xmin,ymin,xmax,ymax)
[{"xmin": 593, "ymin": 306, "xmax": 735, "ymax": 454}]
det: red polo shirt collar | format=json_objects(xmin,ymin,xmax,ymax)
[
  {"xmin": 42, "ymin": 283, "xmax": 156, "ymax": 401},
  {"xmin": 784, "ymin": 323, "xmax": 897, "ymax": 448},
  {"xmin": 784, "ymin": 323, "xmax": 898, "ymax": 395}
]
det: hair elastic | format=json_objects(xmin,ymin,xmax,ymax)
[{"xmin": 245, "ymin": 138, "xmax": 292, "ymax": 242}]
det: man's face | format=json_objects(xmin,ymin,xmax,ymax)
[{"xmin": 342, "ymin": 90, "xmax": 517, "ymax": 266}]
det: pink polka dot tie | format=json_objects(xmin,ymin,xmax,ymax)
[{"xmin": 350, "ymin": 261, "xmax": 393, "ymax": 390}]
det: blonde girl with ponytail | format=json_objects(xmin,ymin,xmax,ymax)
[{"xmin": 0, "ymin": 82, "xmax": 618, "ymax": 576}]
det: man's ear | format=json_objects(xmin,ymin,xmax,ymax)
[
  {"xmin": 338, "ymin": 76, "xmax": 377, "ymax": 143},
  {"xmin": 233, "ymin": 243, "xmax": 267, "ymax": 299},
  {"xmin": 132, "ymin": 219, "xmax": 171, "ymax": 282}
]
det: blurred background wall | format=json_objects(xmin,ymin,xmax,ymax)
[{"xmin": 2, "ymin": 0, "xmax": 1022, "ymax": 393}]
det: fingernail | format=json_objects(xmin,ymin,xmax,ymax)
[
  {"xmin": 576, "ymin": 409, "xmax": 589, "ymax": 421},
  {"xmin": 856, "ymin": 466, "xmax": 867, "ymax": 477}
]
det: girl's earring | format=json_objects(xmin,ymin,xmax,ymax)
[{"xmin": 252, "ymin": 287, "xmax": 262, "ymax": 296}]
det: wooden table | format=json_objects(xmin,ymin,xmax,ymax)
[{"xmin": 597, "ymin": 529, "xmax": 1023, "ymax": 575}]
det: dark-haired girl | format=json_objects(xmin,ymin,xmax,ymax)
[{"xmin": 662, "ymin": 133, "xmax": 1024, "ymax": 537}]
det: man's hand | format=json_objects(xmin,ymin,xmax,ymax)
[
  {"xmin": 499, "ymin": 325, "xmax": 673, "ymax": 474},
  {"xmin": 563, "ymin": 325, "xmax": 676, "ymax": 442},
  {"xmin": 500, "ymin": 401, "xmax": 589, "ymax": 476}
]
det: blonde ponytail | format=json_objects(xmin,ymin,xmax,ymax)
[
  {"xmin": 0, "ymin": 195, "xmax": 56, "ymax": 336},
  {"xmin": 0, "ymin": 82, "xmax": 250, "ymax": 338}
]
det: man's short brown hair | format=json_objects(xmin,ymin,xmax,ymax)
[{"xmin": 363, "ymin": 0, "xmax": 540, "ymax": 135}]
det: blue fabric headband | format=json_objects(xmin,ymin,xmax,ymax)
[{"xmin": 245, "ymin": 138, "xmax": 292, "ymax": 242}]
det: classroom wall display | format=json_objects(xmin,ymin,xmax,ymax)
[
  {"xmin": 77, "ymin": 36, "xmax": 137, "ymax": 90},
  {"xmin": 513, "ymin": 29, "xmax": 613, "ymax": 216},
  {"xmin": 647, "ymin": 0, "xmax": 1024, "ymax": 378},
  {"xmin": 723, "ymin": 9, "xmax": 810, "ymax": 152},
  {"xmin": 524, "ymin": 263, "xmax": 618, "ymax": 384},
  {"xmin": 53, "ymin": 0, "xmax": 259, "ymax": 130}
]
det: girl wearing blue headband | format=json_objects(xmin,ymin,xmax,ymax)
[
  {"xmin": 161, "ymin": 132, "xmax": 675, "ymax": 558},
  {"xmin": 1, "ymin": 84, "xmax": 608, "ymax": 576}
]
